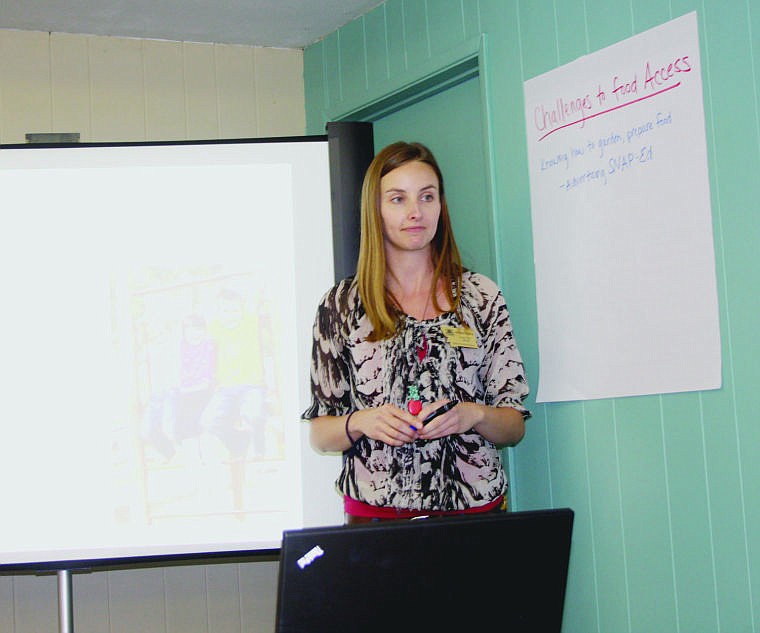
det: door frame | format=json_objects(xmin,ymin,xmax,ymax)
[{"xmin": 328, "ymin": 34, "xmax": 505, "ymax": 283}]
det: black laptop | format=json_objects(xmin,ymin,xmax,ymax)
[{"xmin": 275, "ymin": 507, "xmax": 574, "ymax": 633}]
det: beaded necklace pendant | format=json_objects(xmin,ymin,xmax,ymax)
[{"xmin": 407, "ymin": 385, "xmax": 422, "ymax": 416}]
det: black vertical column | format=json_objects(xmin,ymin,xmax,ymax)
[{"xmin": 326, "ymin": 121, "xmax": 374, "ymax": 282}]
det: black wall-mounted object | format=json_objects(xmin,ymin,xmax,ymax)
[{"xmin": 326, "ymin": 121, "xmax": 374, "ymax": 282}]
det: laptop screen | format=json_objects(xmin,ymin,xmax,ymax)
[{"xmin": 275, "ymin": 508, "xmax": 574, "ymax": 633}]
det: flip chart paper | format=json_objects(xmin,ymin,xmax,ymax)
[{"xmin": 523, "ymin": 12, "xmax": 721, "ymax": 403}]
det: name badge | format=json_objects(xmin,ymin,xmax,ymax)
[{"xmin": 441, "ymin": 325, "xmax": 478, "ymax": 348}]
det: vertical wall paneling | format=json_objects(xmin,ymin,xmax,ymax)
[
  {"xmin": 631, "ymin": 1, "xmax": 672, "ymax": 34},
  {"xmin": 661, "ymin": 392, "xmax": 720, "ymax": 632},
  {"xmin": 183, "ymin": 42, "xmax": 221, "ymax": 139},
  {"xmin": 554, "ymin": 2, "xmax": 590, "ymax": 63},
  {"xmin": 701, "ymin": 1, "xmax": 757, "ymax": 630},
  {"xmin": 401, "ymin": 0, "xmax": 430, "ymax": 62},
  {"xmin": 321, "ymin": 33, "xmax": 343, "ymax": 113},
  {"xmin": 0, "ymin": 576, "xmax": 13, "ymax": 632},
  {"xmin": 239, "ymin": 559, "xmax": 280, "ymax": 632},
  {"xmin": 108, "ymin": 568, "xmax": 167, "ymax": 633},
  {"xmin": 462, "ymin": 1, "xmax": 482, "ymax": 41},
  {"xmin": 501, "ymin": 0, "xmax": 556, "ymax": 519},
  {"xmin": 88, "ymin": 36, "xmax": 146, "ymax": 141},
  {"xmin": 544, "ymin": 402, "xmax": 597, "ymax": 633},
  {"xmin": 144, "ymin": 39, "xmax": 187, "ymax": 141},
  {"xmin": 50, "ymin": 33, "xmax": 92, "ymax": 140},
  {"xmin": 583, "ymin": 0, "xmax": 635, "ymax": 50},
  {"xmin": 707, "ymin": 4, "xmax": 760, "ymax": 623},
  {"xmin": 363, "ymin": 7, "xmax": 391, "ymax": 90},
  {"xmin": 337, "ymin": 16, "xmax": 367, "ymax": 108},
  {"xmin": 75, "ymin": 570, "xmax": 111, "ymax": 633},
  {"xmin": 586, "ymin": 399, "xmax": 629, "ymax": 632},
  {"xmin": 428, "ymin": 0, "xmax": 466, "ymax": 57},
  {"xmin": 205, "ymin": 564, "xmax": 242, "ymax": 633},
  {"xmin": 253, "ymin": 47, "xmax": 306, "ymax": 137},
  {"xmin": 477, "ymin": 35, "xmax": 504, "ymax": 284},
  {"xmin": 616, "ymin": 395, "xmax": 678, "ymax": 632},
  {"xmin": 0, "ymin": 30, "xmax": 52, "ymax": 142},
  {"xmin": 499, "ymin": 0, "xmax": 551, "ymax": 384},
  {"xmin": 214, "ymin": 44, "xmax": 257, "ymax": 139},
  {"xmin": 163, "ymin": 565, "xmax": 209, "ymax": 632},
  {"xmin": 382, "ymin": 0, "xmax": 408, "ymax": 78},
  {"xmin": 477, "ymin": 3, "xmax": 537, "ymax": 387},
  {"xmin": 14, "ymin": 574, "xmax": 58, "ymax": 631},
  {"xmin": 303, "ymin": 39, "xmax": 327, "ymax": 135}
]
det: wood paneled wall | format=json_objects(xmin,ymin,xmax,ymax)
[{"xmin": 0, "ymin": 29, "xmax": 304, "ymax": 144}]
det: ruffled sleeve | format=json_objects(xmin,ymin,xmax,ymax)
[
  {"xmin": 300, "ymin": 277, "xmax": 356, "ymax": 419},
  {"xmin": 467, "ymin": 273, "xmax": 531, "ymax": 419}
]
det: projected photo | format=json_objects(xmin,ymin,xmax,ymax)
[{"xmin": 112, "ymin": 267, "xmax": 289, "ymax": 526}]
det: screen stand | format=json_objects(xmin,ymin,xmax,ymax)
[{"xmin": 57, "ymin": 569, "xmax": 74, "ymax": 633}]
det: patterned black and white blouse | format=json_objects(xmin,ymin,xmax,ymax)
[{"xmin": 301, "ymin": 270, "xmax": 530, "ymax": 512}]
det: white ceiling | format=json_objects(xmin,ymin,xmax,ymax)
[{"xmin": 0, "ymin": 0, "xmax": 385, "ymax": 49}]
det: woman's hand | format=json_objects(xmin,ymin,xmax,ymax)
[
  {"xmin": 416, "ymin": 400, "xmax": 469, "ymax": 440},
  {"xmin": 417, "ymin": 401, "xmax": 525, "ymax": 447},
  {"xmin": 348, "ymin": 404, "xmax": 420, "ymax": 446},
  {"xmin": 310, "ymin": 401, "xmax": 525, "ymax": 454},
  {"xmin": 310, "ymin": 405, "xmax": 420, "ymax": 453}
]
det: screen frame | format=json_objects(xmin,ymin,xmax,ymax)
[{"xmin": 0, "ymin": 136, "xmax": 344, "ymax": 571}]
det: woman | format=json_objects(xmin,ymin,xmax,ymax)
[{"xmin": 302, "ymin": 141, "xmax": 530, "ymax": 523}]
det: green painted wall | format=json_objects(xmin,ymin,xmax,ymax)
[{"xmin": 304, "ymin": 2, "xmax": 759, "ymax": 632}]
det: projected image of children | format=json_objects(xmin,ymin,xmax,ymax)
[
  {"xmin": 174, "ymin": 313, "xmax": 216, "ymax": 444},
  {"xmin": 141, "ymin": 312, "xmax": 216, "ymax": 462},
  {"xmin": 199, "ymin": 287, "xmax": 270, "ymax": 511},
  {"xmin": 119, "ymin": 269, "xmax": 288, "ymax": 525}
]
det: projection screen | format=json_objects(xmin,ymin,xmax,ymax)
[{"xmin": 0, "ymin": 138, "xmax": 343, "ymax": 569}]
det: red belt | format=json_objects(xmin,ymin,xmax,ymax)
[{"xmin": 344, "ymin": 495, "xmax": 505, "ymax": 521}]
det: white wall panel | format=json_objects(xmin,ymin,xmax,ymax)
[
  {"xmin": 88, "ymin": 36, "xmax": 146, "ymax": 141},
  {"xmin": 183, "ymin": 42, "xmax": 221, "ymax": 139},
  {"xmin": 144, "ymin": 39, "xmax": 187, "ymax": 140},
  {"xmin": 254, "ymin": 47, "xmax": 306, "ymax": 137},
  {"xmin": 0, "ymin": 30, "xmax": 52, "ymax": 142},
  {"xmin": 215, "ymin": 43, "xmax": 257, "ymax": 138},
  {"xmin": 50, "ymin": 33, "xmax": 92, "ymax": 139}
]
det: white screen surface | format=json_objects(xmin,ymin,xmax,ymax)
[{"xmin": 0, "ymin": 139, "xmax": 343, "ymax": 567}]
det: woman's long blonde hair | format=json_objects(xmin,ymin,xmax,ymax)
[{"xmin": 357, "ymin": 141, "xmax": 463, "ymax": 341}]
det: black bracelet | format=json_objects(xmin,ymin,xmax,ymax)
[{"xmin": 344, "ymin": 411, "xmax": 358, "ymax": 454}]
